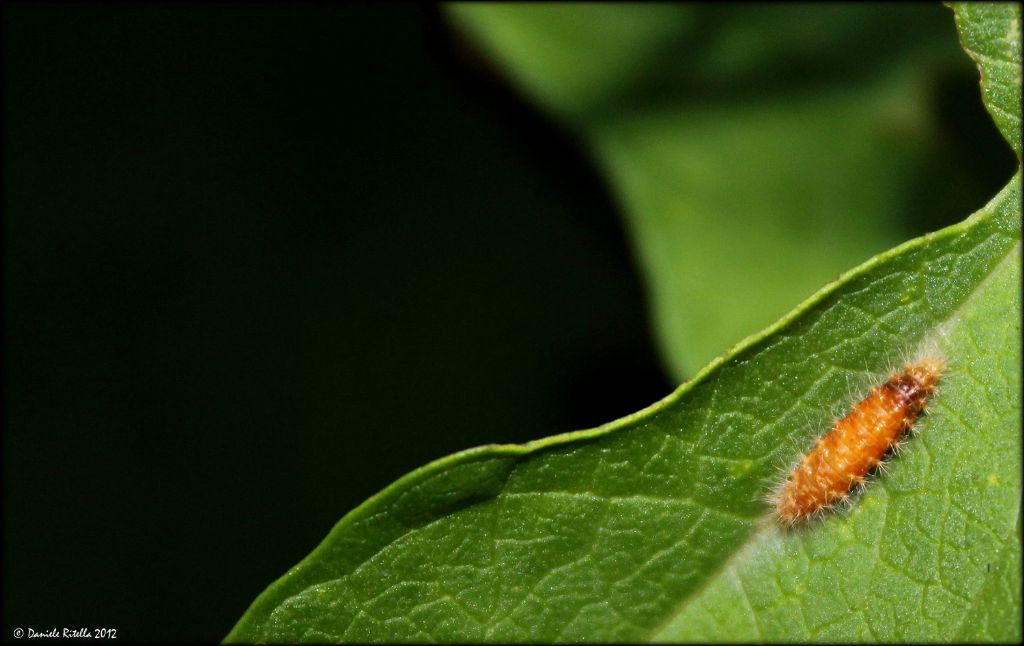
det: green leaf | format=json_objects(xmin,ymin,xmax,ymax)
[
  {"xmin": 228, "ymin": 6, "xmax": 1021, "ymax": 643},
  {"xmin": 449, "ymin": 4, "xmax": 1005, "ymax": 379},
  {"xmin": 227, "ymin": 177, "xmax": 1019, "ymax": 643},
  {"xmin": 950, "ymin": 2, "xmax": 1023, "ymax": 159}
]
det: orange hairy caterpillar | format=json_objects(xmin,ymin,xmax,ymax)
[{"xmin": 773, "ymin": 356, "xmax": 945, "ymax": 526}]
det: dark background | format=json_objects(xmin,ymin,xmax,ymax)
[
  {"xmin": 3, "ymin": 4, "xmax": 670, "ymax": 641},
  {"xmin": 2, "ymin": 4, "xmax": 1012, "ymax": 642}
]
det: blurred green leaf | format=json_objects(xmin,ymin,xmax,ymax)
[
  {"xmin": 449, "ymin": 3, "xmax": 1004, "ymax": 379},
  {"xmin": 228, "ymin": 5, "xmax": 1021, "ymax": 642}
]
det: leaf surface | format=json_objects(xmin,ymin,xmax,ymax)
[
  {"xmin": 950, "ymin": 1, "xmax": 1023, "ymax": 159},
  {"xmin": 226, "ymin": 179, "xmax": 1021, "ymax": 642}
]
